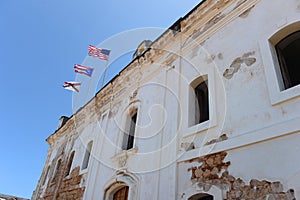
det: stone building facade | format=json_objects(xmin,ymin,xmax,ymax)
[
  {"xmin": 33, "ymin": 0, "xmax": 300, "ymax": 199},
  {"xmin": 0, "ymin": 194, "xmax": 29, "ymax": 200}
]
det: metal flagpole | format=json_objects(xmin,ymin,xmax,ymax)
[{"xmin": 101, "ymin": 58, "xmax": 110, "ymax": 88}]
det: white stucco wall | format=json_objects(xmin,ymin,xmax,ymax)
[{"xmin": 34, "ymin": 0, "xmax": 300, "ymax": 199}]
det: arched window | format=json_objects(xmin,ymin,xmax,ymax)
[
  {"xmin": 122, "ymin": 109, "xmax": 138, "ymax": 150},
  {"xmin": 52, "ymin": 159, "xmax": 61, "ymax": 183},
  {"xmin": 113, "ymin": 186, "xmax": 129, "ymax": 200},
  {"xmin": 65, "ymin": 151, "xmax": 75, "ymax": 177},
  {"xmin": 188, "ymin": 193, "xmax": 213, "ymax": 200},
  {"xmin": 41, "ymin": 166, "xmax": 50, "ymax": 185},
  {"xmin": 82, "ymin": 141, "xmax": 93, "ymax": 170},
  {"xmin": 274, "ymin": 30, "xmax": 300, "ymax": 90},
  {"xmin": 189, "ymin": 75, "xmax": 209, "ymax": 126},
  {"xmin": 260, "ymin": 21, "xmax": 300, "ymax": 104}
]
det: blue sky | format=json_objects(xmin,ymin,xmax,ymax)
[{"xmin": 0, "ymin": 0, "xmax": 200, "ymax": 198}]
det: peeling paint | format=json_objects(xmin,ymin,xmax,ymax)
[
  {"xmin": 205, "ymin": 134, "xmax": 228, "ymax": 145},
  {"xmin": 192, "ymin": 14, "xmax": 226, "ymax": 40},
  {"xmin": 181, "ymin": 142, "xmax": 195, "ymax": 151},
  {"xmin": 223, "ymin": 51, "xmax": 256, "ymax": 79},
  {"xmin": 205, "ymin": 54, "xmax": 216, "ymax": 64},
  {"xmin": 217, "ymin": 53, "xmax": 223, "ymax": 60},
  {"xmin": 189, "ymin": 152, "xmax": 296, "ymax": 200}
]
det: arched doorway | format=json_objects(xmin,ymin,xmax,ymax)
[
  {"xmin": 188, "ymin": 193, "xmax": 213, "ymax": 200},
  {"xmin": 113, "ymin": 186, "xmax": 129, "ymax": 200}
]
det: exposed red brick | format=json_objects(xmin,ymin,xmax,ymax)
[
  {"xmin": 39, "ymin": 166, "xmax": 85, "ymax": 200},
  {"xmin": 189, "ymin": 152, "xmax": 296, "ymax": 200}
]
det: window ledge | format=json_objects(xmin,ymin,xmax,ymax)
[
  {"xmin": 182, "ymin": 120, "xmax": 217, "ymax": 138},
  {"xmin": 111, "ymin": 147, "xmax": 138, "ymax": 162},
  {"xmin": 178, "ymin": 116, "xmax": 300, "ymax": 163},
  {"xmin": 79, "ymin": 168, "xmax": 88, "ymax": 175},
  {"xmin": 270, "ymin": 84, "xmax": 300, "ymax": 105},
  {"xmin": 63, "ymin": 175, "xmax": 70, "ymax": 180}
]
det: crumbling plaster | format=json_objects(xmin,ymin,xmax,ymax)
[{"xmin": 34, "ymin": 0, "xmax": 300, "ymax": 199}]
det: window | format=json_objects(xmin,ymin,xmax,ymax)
[
  {"xmin": 65, "ymin": 151, "xmax": 75, "ymax": 177},
  {"xmin": 113, "ymin": 186, "xmax": 129, "ymax": 200},
  {"xmin": 189, "ymin": 75, "xmax": 209, "ymax": 126},
  {"xmin": 260, "ymin": 21, "xmax": 300, "ymax": 104},
  {"xmin": 42, "ymin": 166, "xmax": 50, "ymax": 185},
  {"xmin": 188, "ymin": 193, "xmax": 213, "ymax": 200},
  {"xmin": 122, "ymin": 111, "xmax": 137, "ymax": 150},
  {"xmin": 82, "ymin": 141, "xmax": 93, "ymax": 170},
  {"xmin": 52, "ymin": 159, "xmax": 61, "ymax": 183},
  {"xmin": 275, "ymin": 30, "xmax": 300, "ymax": 90}
]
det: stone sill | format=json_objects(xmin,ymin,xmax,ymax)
[
  {"xmin": 177, "ymin": 116, "xmax": 300, "ymax": 163},
  {"xmin": 79, "ymin": 168, "xmax": 88, "ymax": 175},
  {"xmin": 111, "ymin": 147, "xmax": 139, "ymax": 162}
]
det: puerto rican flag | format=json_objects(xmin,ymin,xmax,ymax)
[
  {"xmin": 88, "ymin": 45, "xmax": 111, "ymax": 60},
  {"xmin": 74, "ymin": 64, "xmax": 94, "ymax": 77},
  {"xmin": 63, "ymin": 81, "xmax": 81, "ymax": 92}
]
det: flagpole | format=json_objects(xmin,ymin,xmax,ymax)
[{"xmin": 101, "ymin": 58, "xmax": 110, "ymax": 88}]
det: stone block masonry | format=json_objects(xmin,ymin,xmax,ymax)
[{"xmin": 41, "ymin": 167, "xmax": 85, "ymax": 200}]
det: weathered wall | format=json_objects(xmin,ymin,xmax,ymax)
[
  {"xmin": 42, "ymin": 167, "xmax": 85, "ymax": 200},
  {"xmin": 34, "ymin": 0, "xmax": 300, "ymax": 199},
  {"xmin": 178, "ymin": 133, "xmax": 300, "ymax": 199}
]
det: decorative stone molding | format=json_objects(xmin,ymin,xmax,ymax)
[
  {"xmin": 129, "ymin": 90, "xmax": 138, "ymax": 101},
  {"xmin": 111, "ymin": 147, "xmax": 138, "ymax": 169},
  {"xmin": 103, "ymin": 171, "xmax": 140, "ymax": 200}
]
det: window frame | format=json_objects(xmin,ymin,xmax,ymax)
[
  {"xmin": 189, "ymin": 75, "xmax": 209, "ymax": 126},
  {"xmin": 259, "ymin": 21, "xmax": 300, "ymax": 105},
  {"xmin": 183, "ymin": 66, "xmax": 217, "ymax": 137},
  {"xmin": 65, "ymin": 151, "xmax": 75, "ymax": 177},
  {"xmin": 122, "ymin": 108, "xmax": 138, "ymax": 151},
  {"xmin": 51, "ymin": 159, "xmax": 62, "ymax": 183},
  {"xmin": 127, "ymin": 112, "xmax": 138, "ymax": 150},
  {"xmin": 41, "ymin": 166, "xmax": 50, "ymax": 186},
  {"xmin": 81, "ymin": 141, "xmax": 93, "ymax": 170},
  {"xmin": 274, "ymin": 30, "xmax": 300, "ymax": 90}
]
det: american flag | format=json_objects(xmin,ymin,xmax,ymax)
[
  {"xmin": 63, "ymin": 81, "xmax": 81, "ymax": 92},
  {"xmin": 74, "ymin": 64, "xmax": 94, "ymax": 77},
  {"xmin": 88, "ymin": 45, "xmax": 111, "ymax": 60}
]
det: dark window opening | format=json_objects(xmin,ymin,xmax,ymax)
[
  {"xmin": 82, "ymin": 141, "xmax": 93, "ymax": 170},
  {"xmin": 52, "ymin": 159, "xmax": 61, "ymax": 183},
  {"xmin": 65, "ymin": 151, "xmax": 75, "ymax": 177},
  {"xmin": 42, "ymin": 166, "xmax": 50, "ymax": 185},
  {"xmin": 194, "ymin": 80, "xmax": 209, "ymax": 124},
  {"xmin": 123, "ymin": 112, "xmax": 137, "ymax": 150},
  {"xmin": 275, "ymin": 30, "xmax": 300, "ymax": 89},
  {"xmin": 113, "ymin": 186, "xmax": 129, "ymax": 200},
  {"xmin": 188, "ymin": 193, "xmax": 213, "ymax": 200}
]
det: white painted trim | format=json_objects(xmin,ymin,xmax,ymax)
[
  {"xmin": 177, "ymin": 116, "xmax": 300, "ymax": 163},
  {"xmin": 182, "ymin": 66, "xmax": 217, "ymax": 138},
  {"xmin": 259, "ymin": 20, "xmax": 300, "ymax": 105},
  {"xmin": 111, "ymin": 147, "xmax": 138, "ymax": 163},
  {"xmin": 103, "ymin": 172, "xmax": 140, "ymax": 200}
]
